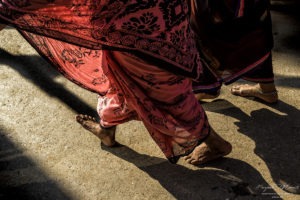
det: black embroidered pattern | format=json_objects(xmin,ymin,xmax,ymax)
[
  {"xmin": 118, "ymin": 0, "xmax": 158, "ymax": 18},
  {"xmin": 0, "ymin": 0, "xmax": 203, "ymax": 79},
  {"xmin": 159, "ymin": 0, "xmax": 187, "ymax": 30},
  {"xmin": 121, "ymin": 12, "xmax": 159, "ymax": 35},
  {"xmin": 7, "ymin": 0, "xmax": 30, "ymax": 7}
]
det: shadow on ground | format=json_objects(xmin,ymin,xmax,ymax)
[
  {"xmin": 0, "ymin": 128, "xmax": 71, "ymax": 200},
  {"xmin": 0, "ymin": 49, "xmax": 97, "ymax": 117},
  {"xmin": 271, "ymin": 0, "xmax": 300, "ymax": 52},
  {"xmin": 102, "ymin": 143, "xmax": 280, "ymax": 200},
  {"xmin": 1, "ymin": 2, "xmax": 299, "ymax": 198},
  {"xmin": 203, "ymin": 99, "xmax": 300, "ymax": 195}
]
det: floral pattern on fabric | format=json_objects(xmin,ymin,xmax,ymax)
[{"xmin": 0, "ymin": 0, "xmax": 203, "ymax": 79}]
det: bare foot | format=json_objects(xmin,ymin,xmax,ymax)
[
  {"xmin": 195, "ymin": 90, "xmax": 220, "ymax": 101},
  {"xmin": 76, "ymin": 114, "xmax": 116, "ymax": 147},
  {"xmin": 183, "ymin": 129, "xmax": 232, "ymax": 165},
  {"xmin": 231, "ymin": 83, "xmax": 278, "ymax": 103}
]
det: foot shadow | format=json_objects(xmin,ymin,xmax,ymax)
[
  {"xmin": 203, "ymin": 99, "xmax": 300, "ymax": 194},
  {"xmin": 101, "ymin": 144, "xmax": 280, "ymax": 199}
]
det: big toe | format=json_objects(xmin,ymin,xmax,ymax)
[
  {"xmin": 230, "ymin": 86, "xmax": 240, "ymax": 94},
  {"xmin": 76, "ymin": 114, "xmax": 85, "ymax": 123}
]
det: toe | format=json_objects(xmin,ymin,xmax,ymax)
[
  {"xmin": 183, "ymin": 155, "xmax": 191, "ymax": 161},
  {"xmin": 76, "ymin": 115, "xmax": 84, "ymax": 123},
  {"xmin": 185, "ymin": 157, "xmax": 193, "ymax": 164},
  {"xmin": 231, "ymin": 84, "xmax": 251, "ymax": 96},
  {"xmin": 183, "ymin": 154, "xmax": 200, "ymax": 164},
  {"xmin": 230, "ymin": 86, "xmax": 240, "ymax": 94},
  {"xmin": 84, "ymin": 115, "xmax": 97, "ymax": 122},
  {"xmin": 231, "ymin": 85, "xmax": 240, "ymax": 90},
  {"xmin": 80, "ymin": 114, "xmax": 87, "ymax": 119}
]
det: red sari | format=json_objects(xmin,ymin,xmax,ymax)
[{"xmin": 0, "ymin": 0, "xmax": 209, "ymax": 163}]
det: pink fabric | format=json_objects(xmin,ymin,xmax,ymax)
[
  {"xmin": 0, "ymin": 0, "xmax": 210, "ymax": 161},
  {"xmin": 0, "ymin": 0, "xmax": 203, "ymax": 79},
  {"xmin": 98, "ymin": 51, "xmax": 210, "ymax": 160},
  {"xmin": 20, "ymin": 31, "xmax": 210, "ymax": 160}
]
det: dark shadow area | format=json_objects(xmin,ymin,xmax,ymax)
[
  {"xmin": 203, "ymin": 99, "xmax": 300, "ymax": 195},
  {"xmin": 0, "ymin": 4, "xmax": 298, "ymax": 198},
  {"xmin": 101, "ymin": 144, "xmax": 280, "ymax": 199},
  {"xmin": 0, "ymin": 128, "xmax": 71, "ymax": 200},
  {"xmin": 0, "ymin": 26, "xmax": 13, "ymax": 29},
  {"xmin": 271, "ymin": 0, "xmax": 300, "ymax": 52},
  {"xmin": 271, "ymin": 1, "xmax": 300, "ymax": 18},
  {"xmin": 0, "ymin": 48, "xmax": 97, "ymax": 117},
  {"xmin": 274, "ymin": 74, "xmax": 300, "ymax": 89}
]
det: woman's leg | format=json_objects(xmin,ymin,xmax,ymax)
[
  {"xmin": 106, "ymin": 50, "xmax": 232, "ymax": 164},
  {"xmin": 75, "ymin": 52, "xmax": 139, "ymax": 147},
  {"xmin": 75, "ymin": 80, "xmax": 138, "ymax": 147},
  {"xmin": 190, "ymin": 0, "xmax": 277, "ymax": 103},
  {"xmin": 76, "ymin": 114, "xmax": 117, "ymax": 146},
  {"xmin": 231, "ymin": 83, "xmax": 278, "ymax": 103},
  {"xmin": 231, "ymin": 55, "xmax": 278, "ymax": 103},
  {"xmin": 15, "ymin": 27, "xmax": 232, "ymax": 163},
  {"xmin": 184, "ymin": 128, "xmax": 232, "ymax": 165}
]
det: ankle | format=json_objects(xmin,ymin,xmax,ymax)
[{"xmin": 258, "ymin": 83, "xmax": 276, "ymax": 93}]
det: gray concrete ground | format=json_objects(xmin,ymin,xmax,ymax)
[{"xmin": 0, "ymin": 1, "xmax": 299, "ymax": 200}]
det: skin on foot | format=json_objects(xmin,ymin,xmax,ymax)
[
  {"xmin": 194, "ymin": 90, "xmax": 220, "ymax": 101},
  {"xmin": 76, "ymin": 114, "xmax": 116, "ymax": 147},
  {"xmin": 183, "ymin": 129, "xmax": 232, "ymax": 165},
  {"xmin": 231, "ymin": 83, "xmax": 278, "ymax": 103}
]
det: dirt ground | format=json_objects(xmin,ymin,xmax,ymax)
[{"xmin": 0, "ymin": 1, "xmax": 299, "ymax": 200}]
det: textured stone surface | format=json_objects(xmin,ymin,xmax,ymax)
[{"xmin": 0, "ymin": 3, "xmax": 299, "ymax": 200}]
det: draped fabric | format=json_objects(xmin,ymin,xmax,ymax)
[
  {"xmin": 0, "ymin": 0, "xmax": 275, "ymax": 94},
  {"xmin": 96, "ymin": 51, "xmax": 210, "ymax": 162},
  {"xmin": 0, "ymin": 0, "xmax": 274, "ymax": 160},
  {"xmin": 0, "ymin": 0, "xmax": 210, "ymax": 162},
  {"xmin": 190, "ymin": 0, "xmax": 275, "ymax": 93},
  {"xmin": 0, "ymin": 0, "xmax": 204, "ymax": 90}
]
